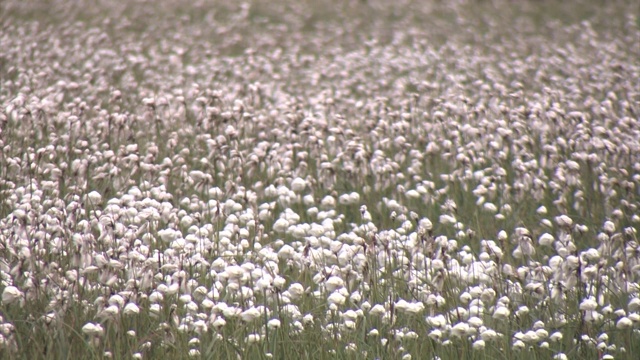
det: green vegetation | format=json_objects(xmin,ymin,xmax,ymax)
[{"xmin": 0, "ymin": 1, "xmax": 639, "ymax": 359}]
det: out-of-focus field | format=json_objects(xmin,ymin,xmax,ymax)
[{"xmin": 1, "ymin": 0, "xmax": 639, "ymax": 359}]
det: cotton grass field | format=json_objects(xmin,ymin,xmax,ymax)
[{"xmin": 1, "ymin": 0, "xmax": 639, "ymax": 359}]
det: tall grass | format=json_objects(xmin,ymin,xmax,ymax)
[{"xmin": 1, "ymin": 0, "xmax": 639, "ymax": 359}]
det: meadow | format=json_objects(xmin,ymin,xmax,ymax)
[{"xmin": 0, "ymin": 0, "xmax": 639, "ymax": 359}]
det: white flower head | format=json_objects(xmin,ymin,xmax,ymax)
[
  {"xmin": 82, "ymin": 323, "xmax": 104, "ymax": 337},
  {"xmin": 555, "ymin": 215, "xmax": 573, "ymax": 228},
  {"xmin": 267, "ymin": 319, "xmax": 281, "ymax": 329},
  {"xmin": 123, "ymin": 303, "xmax": 140, "ymax": 316},
  {"xmin": 2, "ymin": 286, "xmax": 23, "ymax": 306}
]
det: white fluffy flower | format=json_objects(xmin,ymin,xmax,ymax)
[
  {"xmin": 538, "ymin": 233, "xmax": 555, "ymax": 246},
  {"xmin": 451, "ymin": 322, "xmax": 470, "ymax": 338},
  {"xmin": 473, "ymin": 339, "xmax": 486, "ymax": 350},
  {"xmin": 291, "ymin": 178, "xmax": 307, "ymax": 192},
  {"xmin": 2, "ymin": 286, "xmax": 23, "ymax": 305},
  {"xmin": 493, "ymin": 306, "xmax": 510, "ymax": 321},
  {"xmin": 123, "ymin": 303, "xmax": 140, "ymax": 316},
  {"xmin": 82, "ymin": 323, "xmax": 104, "ymax": 336},
  {"xmin": 241, "ymin": 307, "xmax": 261, "ymax": 322},
  {"xmin": 267, "ymin": 319, "xmax": 281, "ymax": 329},
  {"xmin": 325, "ymin": 276, "xmax": 344, "ymax": 292},
  {"xmin": 87, "ymin": 191, "xmax": 103, "ymax": 204},
  {"xmin": 616, "ymin": 317, "xmax": 633, "ymax": 329},
  {"xmin": 327, "ymin": 291, "xmax": 346, "ymax": 306},
  {"xmin": 555, "ymin": 215, "xmax": 573, "ymax": 228},
  {"xmin": 273, "ymin": 218, "xmax": 289, "ymax": 233},
  {"xmin": 370, "ymin": 304, "xmax": 386, "ymax": 316}
]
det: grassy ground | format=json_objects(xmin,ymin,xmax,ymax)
[{"xmin": 1, "ymin": 0, "xmax": 639, "ymax": 359}]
